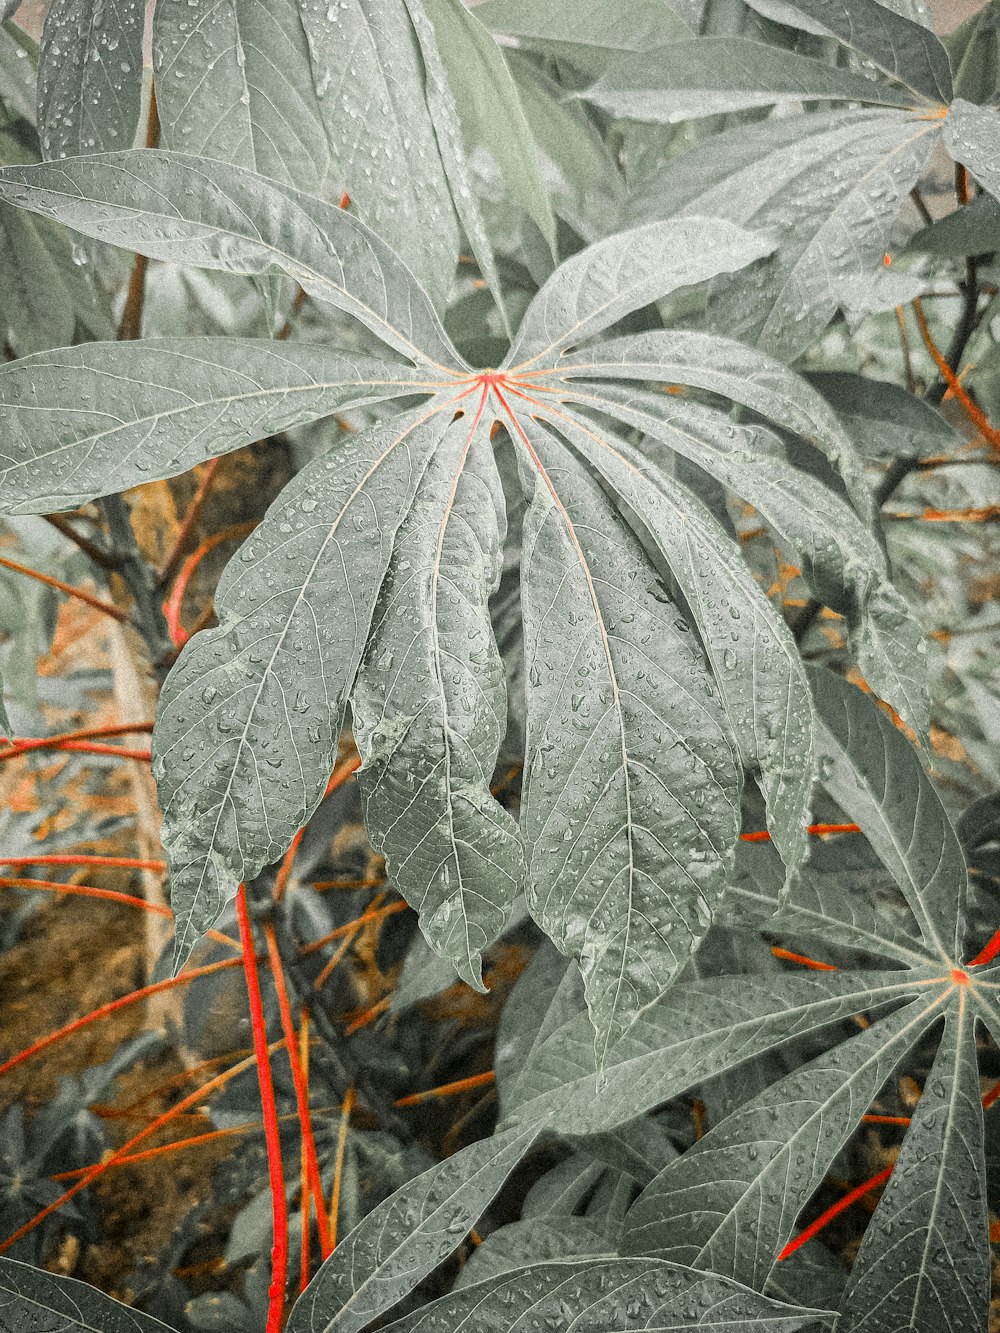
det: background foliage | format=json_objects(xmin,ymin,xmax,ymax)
[{"xmin": 0, "ymin": 0, "xmax": 998, "ymax": 1329}]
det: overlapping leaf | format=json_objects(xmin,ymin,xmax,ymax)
[
  {"xmin": 153, "ymin": 0, "xmax": 330, "ymax": 195},
  {"xmin": 627, "ymin": 106, "xmax": 943, "ymax": 362},
  {"xmin": 584, "ymin": 38, "xmax": 925, "ymax": 123}
]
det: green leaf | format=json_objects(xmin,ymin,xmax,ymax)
[
  {"xmin": 37, "ymin": 0, "xmax": 144, "ymax": 160},
  {"xmin": 152, "ymin": 0, "xmax": 330, "ymax": 194},
  {"xmin": 352, "ymin": 412, "xmax": 524, "ymax": 990},
  {"xmin": 286, "ymin": 1123, "xmax": 538, "ymax": 1333},
  {"xmin": 501, "ymin": 966, "xmax": 937, "ymax": 1133},
  {"xmin": 543, "ymin": 410, "xmax": 813, "ymax": 885},
  {"xmin": 621, "ymin": 995, "xmax": 944, "ymax": 1286},
  {"xmin": 944, "ymin": 97, "xmax": 1000, "ymax": 205},
  {"xmin": 630, "ymin": 109, "xmax": 942, "ymax": 362},
  {"xmin": 515, "ymin": 415, "xmax": 741, "ymax": 1061},
  {"xmin": 473, "ymin": 0, "xmax": 693, "ymax": 76},
  {"xmin": 0, "ymin": 199, "xmax": 113, "ymax": 356},
  {"xmin": 378, "ymin": 1257, "xmax": 827, "ymax": 1331},
  {"xmin": 297, "ymin": 0, "xmax": 462, "ymax": 311},
  {"xmin": 583, "ymin": 38, "xmax": 925, "ymax": 125},
  {"xmin": 421, "ymin": 0, "xmax": 556, "ymax": 254},
  {"xmin": 0, "ymin": 339, "xmax": 434, "ymax": 513},
  {"xmin": 0, "ymin": 150, "xmax": 464, "ymax": 369},
  {"xmin": 0, "ymin": 19, "xmax": 38, "ymax": 125},
  {"xmin": 0, "ymin": 1255, "xmax": 176, "ymax": 1332},
  {"xmin": 401, "ymin": 0, "xmax": 513, "ymax": 335},
  {"xmin": 153, "ymin": 406, "xmax": 454, "ymax": 969},
  {"xmin": 807, "ymin": 371, "xmax": 962, "ymax": 459},
  {"xmin": 808, "ymin": 666, "xmax": 966, "ymax": 963},
  {"xmin": 505, "ymin": 215, "xmax": 773, "ymax": 369},
  {"xmin": 506, "ymin": 54, "xmax": 626, "ymax": 243},
  {"xmin": 839, "ymin": 1004, "xmax": 989, "ymax": 1333},
  {"xmin": 453, "ymin": 1218, "xmax": 612, "ymax": 1289},
  {"xmin": 945, "ymin": 0, "xmax": 1000, "ymax": 105},
  {"xmin": 905, "ymin": 191, "xmax": 1000, "ymax": 258},
  {"xmin": 741, "ymin": 0, "xmax": 954, "ymax": 103}
]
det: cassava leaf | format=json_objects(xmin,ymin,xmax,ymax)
[
  {"xmin": 808, "ymin": 666, "xmax": 966, "ymax": 962},
  {"xmin": 286, "ymin": 1123, "xmax": 538, "ymax": 1333},
  {"xmin": 621, "ymin": 995, "xmax": 945, "ymax": 1286},
  {"xmin": 377, "ymin": 1257, "xmax": 827, "ymax": 1331},
  {"xmin": 944, "ymin": 97, "xmax": 1000, "ymax": 205},
  {"xmin": 401, "ymin": 0, "xmax": 512, "ymax": 334},
  {"xmin": 629, "ymin": 108, "xmax": 942, "ymax": 362},
  {"xmin": 583, "ymin": 38, "xmax": 926, "ymax": 125},
  {"xmin": 0, "ymin": 150, "xmax": 463, "ymax": 368},
  {"xmin": 420, "ymin": 0, "xmax": 556, "ymax": 254},
  {"xmin": 152, "ymin": 0, "xmax": 330, "ymax": 195},
  {"xmin": 351, "ymin": 410, "xmax": 524, "ymax": 989},
  {"xmin": 37, "ymin": 0, "xmax": 144, "ymax": 160},
  {"xmin": 807, "ymin": 371, "xmax": 962, "ymax": 460},
  {"xmin": 741, "ymin": 0, "xmax": 954, "ymax": 103},
  {"xmin": 453, "ymin": 1218, "xmax": 612, "ymax": 1289},
  {"xmin": 0, "ymin": 1255, "xmax": 176, "ymax": 1331},
  {"xmin": 839, "ymin": 1004, "xmax": 989, "ymax": 1333},
  {"xmin": 153, "ymin": 405, "xmax": 456, "ymax": 969},
  {"xmin": 514, "ymin": 414, "xmax": 741, "ymax": 1061},
  {"xmin": 0, "ymin": 340, "xmax": 434, "ymax": 513},
  {"xmin": 297, "ymin": 0, "xmax": 462, "ymax": 312}
]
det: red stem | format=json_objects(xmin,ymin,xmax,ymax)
[
  {"xmin": 163, "ymin": 521, "xmax": 255, "ymax": 648},
  {"xmin": 968, "ymin": 927, "xmax": 1000, "ymax": 968},
  {"xmin": 0, "ymin": 721, "xmax": 153, "ymax": 761},
  {"xmin": 263, "ymin": 923, "xmax": 332, "ymax": 1258},
  {"xmin": 779, "ymin": 1165, "xmax": 893, "ymax": 1260},
  {"xmin": 236, "ymin": 886, "xmax": 289, "ymax": 1333}
]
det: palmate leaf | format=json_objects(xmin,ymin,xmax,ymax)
[
  {"xmin": 350, "ymin": 409, "xmax": 524, "ymax": 989},
  {"xmin": 498, "ymin": 676, "xmax": 994, "ymax": 1329},
  {"xmin": 0, "ymin": 149, "xmax": 926, "ymax": 1053},
  {"xmin": 944, "ymin": 96, "xmax": 1000, "ymax": 204},
  {"xmin": 376, "ymin": 1259, "xmax": 825, "ymax": 1332},
  {"xmin": 628, "ymin": 107, "xmax": 944, "ymax": 362},
  {"xmin": 0, "ymin": 1255, "xmax": 175, "ymax": 1331}
]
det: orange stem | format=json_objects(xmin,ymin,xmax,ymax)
[
  {"xmin": 0, "ymin": 956, "xmax": 243, "ymax": 1079},
  {"xmin": 741, "ymin": 822, "xmax": 861, "ymax": 844},
  {"xmin": 395, "ymin": 1071, "xmax": 496, "ymax": 1108},
  {"xmin": 158, "ymin": 457, "xmax": 223, "ymax": 585},
  {"xmin": 300, "ymin": 900, "xmax": 409, "ymax": 957},
  {"xmin": 912, "ymin": 298, "xmax": 1000, "ymax": 454},
  {"xmin": 0, "ymin": 721, "xmax": 153, "ymax": 761},
  {"xmin": 771, "ymin": 946, "xmax": 837, "ymax": 972},
  {"xmin": 968, "ymin": 927, "xmax": 1000, "ymax": 968},
  {"xmin": 329, "ymin": 1087, "xmax": 355, "ymax": 1249},
  {"xmin": 0, "ymin": 854, "xmax": 165, "ymax": 871},
  {"xmin": 344, "ymin": 996, "xmax": 390, "ymax": 1036},
  {"xmin": 0, "ymin": 555, "xmax": 127, "ymax": 623},
  {"xmin": 236, "ymin": 887, "xmax": 288, "ymax": 1333}
]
